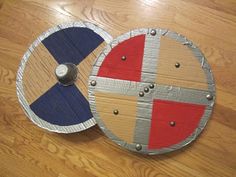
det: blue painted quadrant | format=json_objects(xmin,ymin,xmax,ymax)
[
  {"xmin": 30, "ymin": 84, "xmax": 93, "ymax": 126},
  {"xmin": 42, "ymin": 27, "xmax": 104, "ymax": 65}
]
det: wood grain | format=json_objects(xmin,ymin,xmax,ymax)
[
  {"xmin": 95, "ymin": 92, "xmax": 137, "ymax": 143},
  {"xmin": 75, "ymin": 41, "xmax": 106, "ymax": 99},
  {"xmin": 156, "ymin": 36, "xmax": 208, "ymax": 90},
  {"xmin": 0, "ymin": 0, "xmax": 236, "ymax": 177},
  {"xmin": 22, "ymin": 43, "xmax": 58, "ymax": 104}
]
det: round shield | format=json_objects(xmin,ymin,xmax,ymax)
[
  {"xmin": 16, "ymin": 21, "xmax": 112, "ymax": 133},
  {"xmin": 88, "ymin": 28, "xmax": 215, "ymax": 154}
]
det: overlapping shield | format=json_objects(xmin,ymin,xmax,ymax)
[
  {"xmin": 16, "ymin": 22, "xmax": 112, "ymax": 133},
  {"xmin": 88, "ymin": 28, "xmax": 215, "ymax": 154}
]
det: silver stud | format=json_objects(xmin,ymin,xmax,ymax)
[
  {"xmin": 150, "ymin": 29, "xmax": 156, "ymax": 36},
  {"xmin": 121, "ymin": 56, "xmax": 126, "ymax": 61},
  {"xmin": 139, "ymin": 91, "xmax": 144, "ymax": 97},
  {"xmin": 169, "ymin": 121, "xmax": 176, "ymax": 127},
  {"xmin": 149, "ymin": 83, "xmax": 154, "ymax": 89},
  {"xmin": 113, "ymin": 109, "xmax": 119, "ymax": 115},
  {"xmin": 206, "ymin": 94, "xmax": 213, "ymax": 100},
  {"xmin": 135, "ymin": 144, "xmax": 142, "ymax": 151},
  {"xmin": 144, "ymin": 87, "xmax": 149, "ymax": 93},
  {"xmin": 90, "ymin": 80, "xmax": 96, "ymax": 86},
  {"xmin": 175, "ymin": 62, "xmax": 180, "ymax": 68}
]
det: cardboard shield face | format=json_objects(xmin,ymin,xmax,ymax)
[
  {"xmin": 89, "ymin": 28, "xmax": 215, "ymax": 154},
  {"xmin": 16, "ymin": 22, "xmax": 112, "ymax": 133}
]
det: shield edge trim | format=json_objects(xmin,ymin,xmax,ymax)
[
  {"xmin": 16, "ymin": 21, "xmax": 113, "ymax": 133},
  {"xmin": 88, "ymin": 28, "xmax": 216, "ymax": 154}
]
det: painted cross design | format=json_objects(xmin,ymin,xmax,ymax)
[{"xmin": 89, "ymin": 28, "xmax": 215, "ymax": 155}]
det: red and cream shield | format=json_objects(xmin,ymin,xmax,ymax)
[{"xmin": 88, "ymin": 28, "xmax": 215, "ymax": 155}]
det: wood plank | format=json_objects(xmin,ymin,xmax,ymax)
[
  {"xmin": 75, "ymin": 42, "xmax": 106, "ymax": 99},
  {"xmin": 95, "ymin": 92, "xmax": 137, "ymax": 143},
  {"xmin": 22, "ymin": 43, "xmax": 58, "ymax": 104},
  {"xmin": 156, "ymin": 36, "xmax": 208, "ymax": 90}
]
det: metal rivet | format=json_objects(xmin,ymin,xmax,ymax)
[
  {"xmin": 121, "ymin": 56, "xmax": 126, "ymax": 61},
  {"xmin": 113, "ymin": 109, "xmax": 119, "ymax": 115},
  {"xmin": 135, "ymin": 144, "xmax": 142, "ymax": 151},
  {"xmin": 139, "ymin": 91, "xmax": 144, "ymax": 97},
  {"xmin": 150, "ymin": 29, "xmax": 156, "ymax": 36},
  {"xmin": 175, "ymin": 62, "xmax": 180, "ymax": 68},
  {"xmin": 144, "ymin": 87, "xmax": 149, "ymax": 93},
  {"xmin": 149, "ymin": 83, "xmax": 154, "ymax": 89},
  {"xmin": 90, "ymin": 80, "xmax": 96, "ymax": 86},
  {"xmin": 169, "ymin": 121, "xmax": 176, "ymax": 127},
  {"xmin": 206, "ymin": 94, "xmax": 213, "ymax": 100}
]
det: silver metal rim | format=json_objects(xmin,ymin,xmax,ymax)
[
  {"xmin": 16, "ymin": 21, "xmax": 113, "ymax": 133},
  {"xmin": 88, "ymin": 28, "xmax": 215, "ymax": 154}
]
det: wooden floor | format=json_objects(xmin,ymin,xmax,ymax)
[{"xmin": 0, "ymin": 0, "xmax": 236, "ymax": 176}]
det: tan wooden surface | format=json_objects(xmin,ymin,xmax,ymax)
[
  {"xmin": 95, "ymin": 92, "xmax": 138, "ymax": 143},
  {"xmin": 23, "ymin": 39, "xmax": 106, "ymax": 104},
  {"xmin": 23, "ymin": 43, "xmax": 58, "ymax": 104},
  {"xmin": 0, "ymin": 0, "xmax": 236, "ymax": 177},
  {"xmin": 76, "ymin": 42, "xmax": 106, "ymax": 99},
  {"xmin": 156, "ymin": 36, "xmax": 208, "ymax": 90}
]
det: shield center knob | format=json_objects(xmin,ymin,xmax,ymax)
[{"xmin": 55, "ymin": 63, "xmax": 78, "ymax": 86}]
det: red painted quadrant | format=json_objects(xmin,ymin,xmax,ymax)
[
  {"xmin": 97, "ymin": 35, "xmax": 145, "ymax": 82},
  {"xmin": 148, "ymin": 99, "xmax": 206, "ymax": 149}
]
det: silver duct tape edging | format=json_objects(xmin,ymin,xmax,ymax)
[
  {"xmin": 165, "ymin": 31, "xmax": 215, "ymax": 92},
  {"xmin": 16, "ymin": 21, "xmax": 113, "ymax": 133},
  {"xmin": 88, "ymin": 28, "xmax": 216, "ymax": 154},
  {"xmin": 141, "ymin": 29, "xmax": 161, "ymax": 82},
  {"xmin": 89, "ymin": 76, "xmax": 213, "ymax": 106}
]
